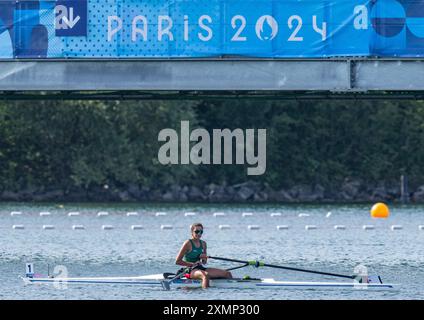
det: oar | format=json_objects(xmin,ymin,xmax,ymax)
[
  {"xmin": 161, "ymin": 268, "xmax": 189, "ymax": 290},
  {"xmin": 208, "ymin": 256, "xmax": 355, "ymax": 280}
]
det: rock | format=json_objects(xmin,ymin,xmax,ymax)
[
  {"xmin": 19, "ymin": 187, "xmax": 39, "ymax": 201},
  {"xmin": 341, "ymin": 179, "xmax": 361, "ymax": 198},
  {"xmin": 289, "ymin": 185, "xmax": 324, "ymax": 201},
  {"xmin": 162, "ymin": 191, "xmax": 174, "ymax": 201},
  {"xmin": 118, "ymin": 191, "xmax": 132, "ymax": 202},
  {"xmin": 0, "ymin": 191, "xmax": 20, "ymax": 201},
  {"xmin": 288, "ymin": 185, "xmax": 303, "ymax": 198},
  {"xmin": 259, "ymin": 184, "xmax": 275, "ymax": 201},
  {"xmin": 86, "ymin": 185, "xmax": 114, "ymax": 201},
  {"xmin": 314, "ymin": 184, "xmax": 325, "ymax": 199},
  {"xmin": 322, "ymin": 186, "xmax": 339, "ymax": 201},
  {"xmin": 370, "ymin": 186, "xmax": 389, "ymax": 201},
  {"xmin": 0, "ymin": 179, "xmax": 409, "ymax": 203},
  {"xmin": 204, "ymin": 183, "xmax": 219, "ymax": 197},
  {"xmin": 169, "ymin": 185, "xmax": 185, "ymax": 201},
  {"xmin": 412, "ymin": 185, "xmax": 424, "ymax": 202},
  {"xmin": 272, "ymin": 189, "xmax": 294, "ymax": 202},
  {"xmin": 148, "ymin": 189, "xmax": 163, "ymax": 201},
  {"xmin": 138, "ymin": 186, "xmax": 151, "ymax": 200},
  {"xmin": 235, "ymin": 186, "xmax": 255, "ymax": 201},
  {"xmin": 127, "ymin": 184, "xmax": 141, "ymax": 198},
  {"xmin": 108, "ymin": 190, "xmax": 123, "ymax": 202},
  {"xmin": 386, "ymin": 186, "xmax": 400, "ymax": 199},
  {"xmin": 340, "ymin": 191, "xmax": 354, "ymax": 201},
  {"xmin": 64, "ymin": 189, "xmax": 88, "ymax": 202},
  {"xmin": 170, "ymin": 185, "xmax": 181, "ymax": 193},
  {"xmin": 232, "ymin": 181, "xmax": 261, "ymax": 193},
  {"xmin": 253, "ymin": 191, "xmax": 268, "ymax": 202},
  {"xmin": 178, "ymin": 192, "xmax": 188, "ymax": 202},
  {"xmin": 209, "ymin": 185, "xmax": 233, "ymax": 202},
  {"xmin": 33, "ymin": 190, "xmax": 64, "ymax": 201},
  {"xmin": 187, "ymin": 186, "xmax": 206, "ymax": 201},
  {"xmin": 225, "ymin": 186, "xmax": 235, "ymax": 195}
]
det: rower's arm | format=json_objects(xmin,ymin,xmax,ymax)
[
  {"xmin": 175, "ymin": 241, "xmax": 196, "ymax": 267},
  {"xmin": 201, "ymin": 241, "xmax": 207, "ymax": 264}
]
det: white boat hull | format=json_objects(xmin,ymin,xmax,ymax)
[{"xmin": 22, "ymin": 274, "xmax": 395, "ymax": 290}]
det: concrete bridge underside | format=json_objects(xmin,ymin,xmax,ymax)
[{"xmin": 1, "ymin": 59, "xmax": 424, "ymax": 100}]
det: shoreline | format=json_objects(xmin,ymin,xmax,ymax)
[{"xmin": 2, "ymin": 180, "xmax": 424, "ymax": 203}]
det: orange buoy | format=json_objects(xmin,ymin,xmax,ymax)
[{"xmin": 370, "ymin": 202, "xmax": 390, "ymax": 218}]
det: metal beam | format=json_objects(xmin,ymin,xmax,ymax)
[
  {"xmin": 2, "ymin": 90, "xmax": 424, "ymax": 100},
  {"xmin": 355, "ymin": 60, "xmax": 424, "ymax": 91},
  {"xmin": 1, "ymin": 59, "xmax": 424, "ymax": 99},
  {"xmin": 0, "ymin": 59, "xmax": 349, "ymax": 91}
]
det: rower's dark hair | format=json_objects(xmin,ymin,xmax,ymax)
[{"xmin": 191, "ymin": 223, "xmax": 203, "ymax": 231}]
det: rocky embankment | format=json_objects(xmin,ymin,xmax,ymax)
[{"xmin": 2, "ymin": 179, "xmax": 424, "ymax": 203}]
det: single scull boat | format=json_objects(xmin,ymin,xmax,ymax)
[
  {"xmin": 22, "ymin": 273, "xmax": 394, "ymax": 289},
  {"xmin": 22, "ymin": 257, "xmax": 395, "ymax": 290}
]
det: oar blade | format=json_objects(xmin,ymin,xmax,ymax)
[
  {"xmin": 366, "ymin": 275, "xmax": 383, "ymax": 284},
  {"xmin": 160, "ymin": 270, "xmax": 187, "ymax": 290},
  {"xmin": 161, "ymin": 280, "xmax": 171, "ymax": 290},
  {"xmin": 353, "ymin": 274, "xmax": 383, "ymax": 284}
]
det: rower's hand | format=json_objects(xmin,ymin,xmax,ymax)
[{"xmin": 199, "ymin": 254, "xmax": 208, "ymax": 264}]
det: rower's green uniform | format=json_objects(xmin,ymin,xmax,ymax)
[{"xmin": 184, "ymin": 240, "xmax": 203, "ymax": 263}]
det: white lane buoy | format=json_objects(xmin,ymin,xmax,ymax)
[
  {"xmin": 390, "ymin": 225, "xmax": 403, "ymax": 231},
  {"xmin": 184, "ymin": 212, "xmax": 196, "ymax": 217},
  {"xmin": 161, "ymin": 224, "xmax": 173, "ymax": 230},
  {"xmin": 42, "ymin": 225, "xmax": 55, "ymax": 230},
  {"xmin": 39, "ymin": 212, "xmax": 51, "ymax": 217},
  {"xmin": 363, "ymin": 225, "xmax": 375, "ymax": 230},
  {"xmin": 68, "ymin": 212, "xmax": 80, "ymax": 217},
  {"xmin": 248, "ymin": 225, "xmax": 260, "ymax": 230},
  {"xmin": 12, "ymin": 225, "xmax": 24, "ymax": 230},
  {"xmin": 334, "ymin": 225, "xmax": 346, "ymax": 230},
  {"xmin": 97, "ymin": 211, "xmax": 109, "ymax": 217},
  {"xmin": 10, "ymin": 211, "xmax": 22, "ymax": 216},
  {"xmin": 156, "ymin": 212, "xmax": 167, "ymax": 217},
  {"xmin": 242, "ymin": 212, "xmax": 253, "ymax": 217},
  {"xmin": 213, "ymin": 212, "xmax": 226, "ymax": 217},
  {"xmin": 126, "ymin": 212, "xmax": 138, "ymax": 217},
  {"xmin": 305, "ymin": 225, "xmax": 317, "ymax": 230},
  {"xmin": 326, "ymin": 212, "xmax": 332, "ymax": 218},
  {"xmin": 298, "ymin": 213, "xmax": 310, "ymax": 218},
  {"xmin": 131, "ymin": 225, "xmax": 143, "ymax": 230},
  {"xmin": 419, "ymin": 225, "xmax": 424, "ymax": 230},
  {"xmin": 270, "ymin": 212, "xmax": 282, "ymax": 217},
  {"xmin": 72, "ymin": 225, "xmax": 85, "ymax": 230},
  {"xmin": 276, "ymin": 225, "xmax": 289, "ymax": 230},
  {"xmin": 102, "ymin": 225, "xmax": 114, "ymax": 230},
  {"xmin": 218, "ymin": 225, "xmax": 230, "ymax": 230}
]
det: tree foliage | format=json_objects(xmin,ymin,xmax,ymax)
[{"xmin": 1, "ymin": 99, "xmax": 424, "ymax": 193}]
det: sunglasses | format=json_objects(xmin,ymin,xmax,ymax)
[{"xmin": 194, "ymin": 229, "xmax": 203, "ymax": 234}]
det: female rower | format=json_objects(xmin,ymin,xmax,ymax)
[{"xmin": 175, "ymin": 222, "xmax": 232, "ymax": 288}]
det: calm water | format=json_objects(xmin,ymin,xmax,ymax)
[{"xmin": 0, "ymin": 202, "xmax": 423, "ymax": 300}]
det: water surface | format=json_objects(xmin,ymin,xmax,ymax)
[{"xmin": 0, "ymin": 203, "xmax": 422, "ymax": 299}]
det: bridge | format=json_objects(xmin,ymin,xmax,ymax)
[
  {"xmin": 1, "ymin": 58, "xmax": 424, "ymax": 100},
  {"xmin": 1, "ymin": 0, "xmax": 424, "ymax": 100}
]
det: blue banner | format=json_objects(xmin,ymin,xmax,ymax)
[{"xmin": 0, "ymin": 0, "xmax": 423, "ymax": 58}]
